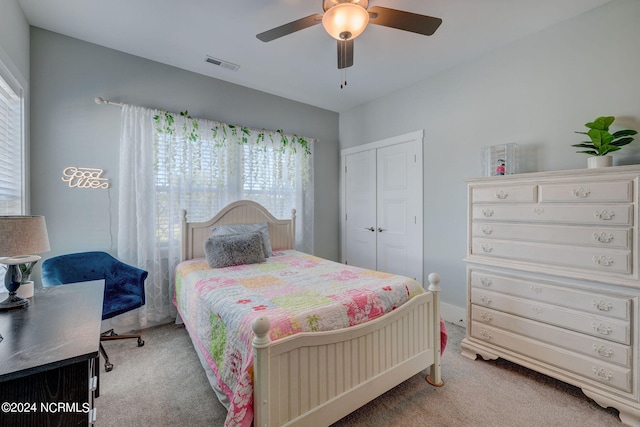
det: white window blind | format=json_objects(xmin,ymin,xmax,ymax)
[{"xmin": 0, "ymin": 72, "xmax": 23, "ymax": 215}]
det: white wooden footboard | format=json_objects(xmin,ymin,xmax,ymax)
[{"xmin": 252, "ymin": 273, "xmax": 443, "ymax": 427}]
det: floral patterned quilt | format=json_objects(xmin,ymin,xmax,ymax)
[{"xmin": 173, "ymin": 250, "xmax": 436, "ymax": 427}]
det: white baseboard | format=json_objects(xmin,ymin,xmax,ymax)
[{"xmin": 440, "ymin": 302, "xmax": 467, "ymax": 328}]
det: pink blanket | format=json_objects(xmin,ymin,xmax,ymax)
[{"xmin": 174, "ymin": 250, "xmax": 446, "ymax": 427}]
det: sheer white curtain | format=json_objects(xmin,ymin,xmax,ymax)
[{"xmin": 118, "ymin": 105, "xmax": 314, "ymax": 327}]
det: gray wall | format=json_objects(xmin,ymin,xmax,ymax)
[
  {"xmin": 339, "ymin": 0, "xmax": 640, "ymax": 320},
  {"xmin": 29, "ymin": 28, "xmax": 340, "ymax": 277},
  {"xmin": 0, "ymin": 0, "xmax": 29, "ymax": 79}
]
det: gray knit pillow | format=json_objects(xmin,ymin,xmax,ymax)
[
  {"xmin": 211, "ymin": 222, "xmax": 272, "ymax": 257},
  {"xmin": 204, "ymin": 232, "xmax": 266, "ymax": 268}
]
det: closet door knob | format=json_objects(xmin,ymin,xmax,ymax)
[
  {"xmin": 377, "ymin": 227, "xmax": 386, "ymax": 232},
  {"xmin": 365, "ymin": 227, "xmax": 375, "ymax": 232}
]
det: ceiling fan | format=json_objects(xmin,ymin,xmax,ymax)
[{"xmin": 256, "ymin": 0, "xmax": 442, "ymax": 70}]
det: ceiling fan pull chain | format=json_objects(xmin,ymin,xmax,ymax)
[{"xmin": 340, "ymin": 40, "xmax": 347, "ymax": 89}]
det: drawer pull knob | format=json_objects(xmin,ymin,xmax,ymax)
[
  {"xmin": 479, "ymin": 312, "xmax": 493, "ymax": 322},
  {"xmin": 531, "ymin": 305, "xmax": 544, "ymax": 314},
  {"xmin": 479, "ymin": 330, "xmax": 492, "ymax": 340},
  {"xmin": 593, "ymin": 255, "xmax": 614, "ymax": 267},
  {"xmin": 480, "ymin": 295, "xmax": 492, "ymax": 304},
  {"xmin": 482, "ymin": 208, "xmax": 494, "ymax": 217},
  {"xmin": 480, "ymin": 277, "xmax": 492, "ymax": 287},
  {"xmin": 594, "ymin": 210, "xmax": 615, "ymax": 221},
  {"xmin": 592, "ymin": 322, "xmax": 613, "ymax": 335},
  {"xmin": 572, "ymin": 188, "xmax": 591, "ymax": 198},
  {"xmin": 592, "ymin": 367, "xmax": 613, "ymax": 382},
  {"xmin": 495, "ymin": 191, "xmax": 509, "ymax": 199},
  {"xmin": 592, "ymin": 232, "xmax": 614, "ymax": 244},
  {"xmin": 533, "ymin": 208, "xmax": 544, "ymax": 215},
  {"xmin": 593, "ymin": 300, "xmax": 613, "ymax": 312},
  {"xmin": 481, "ymin": 244, "xmax": 493, "ymax": 253},
  {"xmin": 481, "ymin": 226, "xmax": 493, "ymax": 235},
  {"xmin": 593, "ymin": 344, "xmax": 614, "ymax": 358}
]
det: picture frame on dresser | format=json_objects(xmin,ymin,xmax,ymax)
[
  {"xmin": 480, "ymin": 143, "xmax": 519, "ymax": 177},
  {"xmin": 462, "ymin": 165, "xmax": 640, "ymax": 427}
]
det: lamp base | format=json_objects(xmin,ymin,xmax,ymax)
[{"xmin": 0, "ymin": 292, "xmax": 29, "ymax": 310}]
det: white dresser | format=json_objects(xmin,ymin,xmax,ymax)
[{"xmin": 461, "ymin": 165, "xmax": 640, "ymax": 426}]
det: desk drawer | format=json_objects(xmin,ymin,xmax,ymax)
[
  {"xmin": 471, "ymin": 306, "xmax": 631, "ymax": 367},
  {"xmin": 470, "ymin": 270, "xmax": 631, "ymax": 321},
  {"xmin": 471, "ymin": 289, "xmax": 630, "ymax": 344},
  {"xmin": 539, "ymin": 180, "xmax": 633, "ymax": 203},
  {"xmin": 470, "ymin": 323, "xmax": 632, "ymax": 393}
]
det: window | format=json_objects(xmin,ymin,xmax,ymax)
[
  {"xmin": 152, "ymin": 112, "xmax": 313, "ymax": 251},
  {"xmin": 0, "ymin": 59, "xmax": 26, "ymax": 290},
  {"xmin": 0, "ymin": 64, "xmax": 25, "ymax": 215}
]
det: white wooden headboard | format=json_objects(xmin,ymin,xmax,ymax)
[{"xmin": 180, "ymin": 200, "xmax": 296, "ymax": 261}]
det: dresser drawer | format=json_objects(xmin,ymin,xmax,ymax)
[
  {"xmin": 472, "ymin": 184, "xmax": 537, "ymax": 203},
  {"xmin": 472, "ymin": 204, "xmax": 633, "ymax": 225},
  {"xmin": 539, "ymin": 180, "xmax": 633, "ymax": 203},
  {"xmin": 471, "ymin": 239, "xmax": 632, "ymax": 275},
  {"xmin": 470, "ymin": 270, "xmax": 632, "ymax": 321},
  {"xmin": 471, "ymin": 289, "xmax": 630, "ymax": 344},
  {"xmin": 471, "ymin": 306, "xmax": 631, "ymax": 367},
  {"xmin": 472, "ymin": 222, "xmax": 632, "ymax": 250},
  {"xmin": 470, "ymin": 323, "xmax": 632, "ymax": 393}
]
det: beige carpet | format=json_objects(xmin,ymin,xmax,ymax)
[{"xmin": 95, "ymin": 322, "xmax": 621, "ymax": 427}]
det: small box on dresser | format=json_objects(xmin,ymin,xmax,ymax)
[{"xmin": 462, "ymin": 165, "xmax": 640, "ymax": 426}]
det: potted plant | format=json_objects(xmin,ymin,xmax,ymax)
[
  {"xmin": 17, "ymin": 260, "xmax": 38, "ymax": 298},
  {"xmin": 572, "ymin": 116, "xmax": 637, "ymax": 168}
]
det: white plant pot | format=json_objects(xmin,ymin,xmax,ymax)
[
  {"xmin": 17, "ymin": 280, "xmax": 34, "ymax": 298},
  {"xmin": 587, "ymin": 156, "xmax": 612, "ymax": 169}
]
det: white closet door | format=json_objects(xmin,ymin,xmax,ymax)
[
  {"xmin": 344, "ymin": 149, "xmax": 377, "ymax": 270},
  {"xmin": 376, "ymin": 140, "xmax": 423, "ymax": 283}
]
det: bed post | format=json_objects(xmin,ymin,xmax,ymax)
[
  {"xmin": 426, "ymin": 272, "xmax": 444, "ymax": 387},
  {"xmin": 252, "ymin": 316, "xmax": 271, "ymax": 427},
  {"xmin": 290, "ymin": 208, "xmax": 296, "ymax": 250},
  {"xmin": 180, "ymin": 209, "xmax": 188, "ymax": 262}
]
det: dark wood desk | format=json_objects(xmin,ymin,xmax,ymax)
[{"xmin": 0, "ymin": 280, "xmax": 104, "ymax": 426}]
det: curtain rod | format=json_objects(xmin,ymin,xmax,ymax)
[{"xmin": 94, "ymin": 96, "xmax": 123, "ymax": 107}]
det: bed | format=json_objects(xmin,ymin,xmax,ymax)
[{"xmin": 174, "ymin": 200, "xmax": 445, "ymax": 427}]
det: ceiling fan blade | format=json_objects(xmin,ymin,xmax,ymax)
[
  {"xmin": 337, "ymin": 39, "xmax": 354, "ymax": 69},
  {"xmin": 368, "ymin": 6, "xmax": 442, "ymax": 36},
  {"xmin": 256, "ymin": 14, "xmax": 323, "ymax": 42}
]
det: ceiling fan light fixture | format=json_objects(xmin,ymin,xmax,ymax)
[{"xmin": 322, "ymin": 3, "xmax": 369, "ymax": 41}]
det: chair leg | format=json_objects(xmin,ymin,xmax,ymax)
[
  {"xmin": 99, "ymin": 329, "xmax": 144, "ymax": 372},
  {"xmin": 100, "ymin": 342, "xmax": 113, "ymax": 372}
]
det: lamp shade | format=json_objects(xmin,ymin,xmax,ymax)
[
  {"xmin": 322, "ymin": 3, "xmax": 369, "ymax": 40},
  {"xmin": 0, "ymin": 216, "xmax": 51, "ymax": 259}
]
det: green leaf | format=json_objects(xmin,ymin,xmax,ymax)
[
  {"xmin": 587, "ymin": 129, "xmax": 604, "ymax": 148},
  {"xmin": 602, "ymin": 145, "xmax": 622, "ymax": 155},
  {"xmin": 585, "ymin": 116, "xmax": 615, "ymax": 131},
  {"xmin": 613, "ymin": 129, "xmax": 637, "ymax": 138},
  {"xmin": 611, "ymin": 137, "xmax": 634, "ymax": 147}
]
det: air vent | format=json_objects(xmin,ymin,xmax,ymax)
[{"xmin": 205, "ymin": 56, "xmax": 240, "ymax": 72}]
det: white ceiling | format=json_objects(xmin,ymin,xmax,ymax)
[{"xmin": 18, "ymin": 0, "xmax": 612, "ymax": 113}]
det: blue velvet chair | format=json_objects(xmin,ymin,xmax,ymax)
[{"xmin": 42, "ymin": 251, "xmax": 147, "ymax": 372}]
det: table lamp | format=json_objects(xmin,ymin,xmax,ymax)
[{"xmin": 0, "ymin": 215, "xmax": 50, "ymax": 310}]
